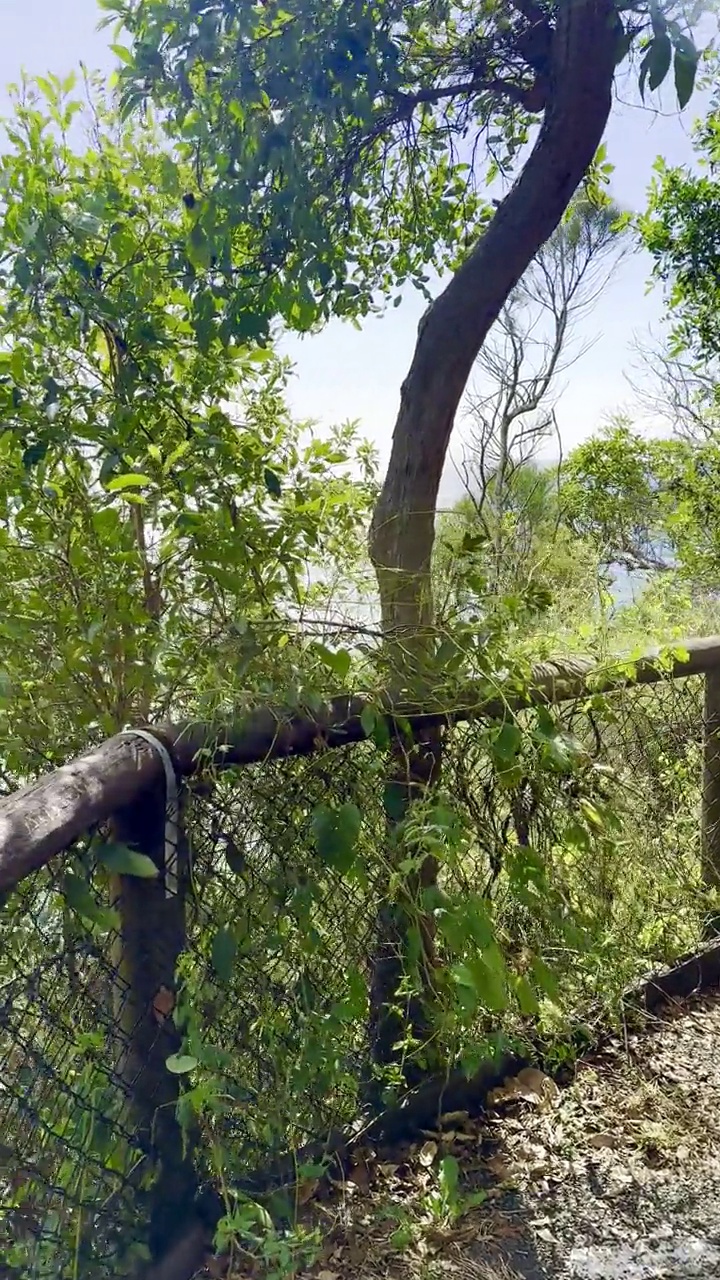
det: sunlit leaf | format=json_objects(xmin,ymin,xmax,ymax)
[
  {"xmin": 105, "ymin": 473, "xmax": 153, "ymax": 491},
  {"xmin": 166, "ymin": 1054, "xmax": 198, "ymax": 1075}
]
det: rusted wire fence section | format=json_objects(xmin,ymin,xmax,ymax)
[{"xmin": 1, "ymin": 639, "xmax": 719, "ymax": 1278}]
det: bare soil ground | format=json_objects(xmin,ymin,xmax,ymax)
[{"xmin": 276, "ymin": 990, "xmax": 720, "ymax": 1280}]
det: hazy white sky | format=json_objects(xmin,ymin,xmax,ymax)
[{"xmin": 1, "ymin": 1, "xmax": 711, "ymax": 504}]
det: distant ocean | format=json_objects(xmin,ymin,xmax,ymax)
[{"xmin": 611, "ymin": 564, "xmax": 649, "ymax": 609}]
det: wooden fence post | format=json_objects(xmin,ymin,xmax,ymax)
[
  {"xmin": 110, "ymin": 776, "xmax": 199, "ymax": 1265},
  {"xmin": 702, "ymin": 668, "xmax": 720, "ymax": 932}
]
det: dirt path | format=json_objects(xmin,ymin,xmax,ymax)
[
  {"xmin": 286, "ymin": 991, "xmax": 720, "ymax": 1280},
  {"xmin": 471, "ymin": 991, "xmax": 720, "ymax": 1279}
]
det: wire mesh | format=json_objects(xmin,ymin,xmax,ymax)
[
  {"xmin": 0, "ymin": 838, "xmax": 144, "ymax": 1278},
  {"xmin": 0, "ymin": 665, "xmax": 715, "ymax": 1276}
]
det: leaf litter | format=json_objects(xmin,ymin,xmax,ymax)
[{"xmin": 207, "ymin": 991, "xmax": 720, "ymax": 1280}]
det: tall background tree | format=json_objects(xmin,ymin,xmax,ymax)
[
  {"xmin": 452, "ymin": 194, "xmax": 625, "ymax": 596},
  {"xmin": 105, "ymin": 0, "xmax": 707, "ymax": 1072},
  {"xmin": 563, "ymin": 72, "xmax": 720, "ymax": 601},
  {"xmin": 106, "ymin": 0, "xmax": 703, "ymax": 642}
]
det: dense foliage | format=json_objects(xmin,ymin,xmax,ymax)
[
  {"xmin": 0, "ymin": 4, "xmax": 718, "ymax": 1279},
  {"xmin": 0, "ymin": 75, "xmax": 377, "ymax": 779},
  {"xmin": 640, "ymin": 78, "xmax": 720, "ymax": 362}
]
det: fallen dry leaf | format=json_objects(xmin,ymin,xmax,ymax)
[
  {"xmin": 439, "ymin": 1110, "xmax": 470, "ymax": 1127},
  {"xmin": 296, "ymin": 1179, "xmax": 319, "ymax": 1205},
  {"xmin": 516, "ymin": 1067, "xmax": 560, "ymax": 1105},
  {"xmin": 586, "ymin": 1133, "xmax": 619, "ymax": 1150},
  {"xmin": 485, "ymin": 1153, "xmax": 512, "ymax": 1179},
  {"xmin": 489, "ymin": 1067, "xmax": 559, "ymax": 1110},
  {"xmin": 418, "ymin": 1140, "xmax": 438, "ymax": 1167},
  {"xmin": 152, "ymin": 984, "xmax": 175, "ymax": 1022},
  {"xmin": 347, "ymin": 1161, "xmax": 370, "ymax": 1189},
  {"xmin": 537, "ymin": 1226, "xmax": 557, "ymax": 1244}
]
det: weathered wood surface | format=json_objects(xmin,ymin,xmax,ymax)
[
  {"xmin": 0, "ymin": 733, "xmax": 166, "ymax": 892},
  {"xmin": 702, "ymin": 667, "xmax": 720, "ymax": 910},
  {"xmin": 1, "ymin": 634, "xmax": 719, "ymax": 894}
]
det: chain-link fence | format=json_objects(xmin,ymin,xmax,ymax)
[{"xmin": 1, "ymin": 642, "xmax": 718, "ymax": 1278}]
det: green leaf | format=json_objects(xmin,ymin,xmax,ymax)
[
  {"xmin": 166, "ymin": 1054, "xmax": 198, "ymax": 1075},
  {"xmin": 580, "ymin": 798, "xmax": 604, "ymax": 829},
  {"xmin": 438, "ymin": 1154, "xmax": 459, "ymax": 1200},
  {"xmin": 371, "ymin": 714, "xmax": 391, "ymax": 750},
  {"xmin": 22, "ymin": 443, "xmax": 47, "ymax": 470},
  {"xmin": 97, "ymin": 842, "xmax": 159, "ymax": 878},
  {"xmin": 383, "ymin": 780, "xmax": 406, "ymax": 822},
  {"xmin": 491, "ymin": 720, "xmax": 523, "ymax": 766},
  {"xmin": 313, "ymin": 643, "xmax": 351, "ymax": 680},
  {"xmin": 211, "ymin": 926, "xmax": 238, "ymax": 982},
  {"xmin": 647, "ymin": 32, "xmax": 673, "ymax": 93},
  {"xmin": 224, "ymin": 840, "xmax": 247, "ymax": 876},
  {"xmin": 436, "ymin": 637, "xmax": 461, "ymax": 669},
  {"xmin": 649, "ymin": 0, "xmax": 667, "ymax": 39},
  {"xmin": 105, "ymin": 473, "xmax": 152, "ymax": 491},
  {"xmin": 264, "ymin": 468, "xmax": 282, "ymax": 498},
  {"xmin": 14, "ymin": 256, "xmax": 31, "ymax": 289},
  {"xmin": 69, "ymin": 252, "xmax": 92, "ymax": 280},
  {"xmin": 63, "ymin": 872, "xmax": 120, "ymax": 933},
  {"xmin": 187, "ymin": 220, "xmax": 211, "ymax": 268},
  {"xmin": 452, "ymin": 955, "xmax": 507, "ymax": 1012},
  {"xmin": 312, "ymin": 802, "xmax": 361, "ymax": 871},
  {"xmin": 514, "ymin": 974, "xmax": 540, "ymax": 1016},
  {"xmin": 531, "ymin": 956, "xmax": 560, "ymax": 1002},
  {"xmin": 360, "ymin": 705, "xmax": 376, "ymax": 738},
  {"xmin": 673, "ymin": 42, "xmax": 698, "ymax": 109},
  {"xmin": 464, "ymin": 897, "xmax": 496, "ymax": 950},
  {"xmin": 99, "ymin": 452, "xmax": 123, "ymax": 484},
  {"xmin": 112, "ymin": 43, "xmax": 135, "ymax": 65}
]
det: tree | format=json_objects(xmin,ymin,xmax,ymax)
[
  {"xmin": 0, "ymin": 74, "xmax": 374, "ymax": 777},
  {"xmin": 561, "ymin": 421, "xmax": 677, "ymax": 573},
  {"xmin": 105, "ymin": 0, "xmax": 706, "ymax": 1075},
  {"xmin": 106, "ymin": 0, "xmax": 704, "ymax": 640},
  {"xmin": 639, "ymin": 84, "xmax": 720, "ymax": 367},
  {"xmin": 459, "ymin": 194, "xmax": 626, "ymax": 587},
  {"xmin": 629, "ymin": 332, "xmax": 720, "ymax": 442},
  {"xmin": 435, "ymin": 465, "xmax": 607, "ymax": 640},
  {"xmin": 0, "ymin": 75, "xmax": 382, "ymax": 1273},
  {"xmin": 566, "ymin": 73, "xmax": 720, "ymax": 594},
  {"xmin": 561, "ymin": 418, "xmax": 720, "ymax": 591}
]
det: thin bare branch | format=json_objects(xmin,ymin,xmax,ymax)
[
  {"xmin": 628, "ymin": 332, "xmax": 720, "ymax": 441},
  {"xmin": 456, "ymin": 195, "xmax": 628, "ymax": 588}
]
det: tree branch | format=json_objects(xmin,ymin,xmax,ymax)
[{"xmin": 369, "ymin": 0, "xmax": 621, "ymax": 632}]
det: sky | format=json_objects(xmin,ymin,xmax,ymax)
[{"xmin": 1, "ymin": 1, "xmax": 713, "ymax": 505}]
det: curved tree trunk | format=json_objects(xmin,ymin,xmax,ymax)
[{"xmin": 366, "ymin": 0, "xmax": 620, "ymax": 1079}]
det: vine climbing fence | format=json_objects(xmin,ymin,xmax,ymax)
[{"xmin": 1, "ymin": 636, "xmax": 720, "ymax": 1279}]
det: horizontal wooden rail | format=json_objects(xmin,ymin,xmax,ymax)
[{"xmin": 1, "ymin": 634, "xmax": 718, "ymax": 894}]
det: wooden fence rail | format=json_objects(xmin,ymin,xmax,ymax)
[
  {"xmin": 3, "ymin": 633, "xmax": 720, "ymax": 895},
  {"xmin": 2, "ymin": 633, "xmax": 720, "ymax": 1278}
]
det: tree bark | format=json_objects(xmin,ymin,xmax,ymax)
[
  {"xmin": 366, "ymin": 0, "xmax": 620, "ymax": 1080},
  {"xmin": 6, "ymin": 631, "xmax": 720, "ymax": 897},
  {"xmin": 369, "ymin": 0, "xmax": 620, "ymax": 628},
  {"xmin": 702, "ymin": 667, "xmax": 720, "ymax": 934},
  {"xmin": 110, "ymin": 783, "xmax": 197, "ymax": 1264}
]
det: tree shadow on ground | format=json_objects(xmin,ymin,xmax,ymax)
[{"xmin": 239, "ymin": 991, "xmax": 720, "ymax": 1280}]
